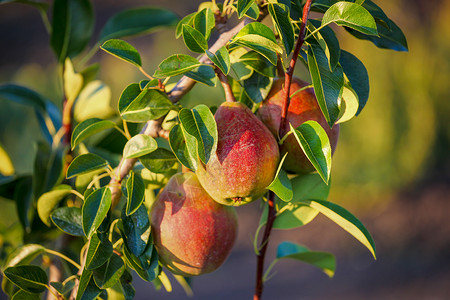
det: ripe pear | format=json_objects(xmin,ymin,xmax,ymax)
[
  {"xmin": 196, "ymin": 102, "xmax": 280, "ymax": 206},
  {"xmin": 150, "ymin": 172, "xmax": 238, "ymax": 276},
  {"xmin": 258, "ymin": 77, "xmax": 340, "ymax": 174}
]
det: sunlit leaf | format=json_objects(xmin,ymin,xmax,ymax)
[
  {"xmin": 321, "ymin": 2, "xmax": 377, "ymax": 36},
  {"xmin": 182, "ymin": 25, "xmax": 208, "ymax": 53},
  {"xmin": 101, "ymin": 39, "xmax": 142, "ymax": 67},
  {"xmin": 82, "ymin": 187, "xmax": 112, "ymax": 238},
  {"xmin": 336, "ymin": 83, "xmax": 359, "ymax": 124},
  {"xmin": 237, "ymin": 0, "xmax": 254, "ymax": 19},
  {"xmin": 66, "ymin": 153, "xmax": 109, "ymax": 179},
  {"xmin": 4, "ymin": 265, "xmax": 48, "ymax": 294},
  {"xmin": 153, "ymin": 54, "xmax": 202, "ymax": 78},
  {"xmin": 169, "ymin": 124, "xmax": 197, "ymax": 171},
  {"xmin": 4, "ymin": 244, "xmax": 45, "ymax": 269},
  {"xmin": 139, "ymin": 148, "xmax": 177, "ymax": 174},
  {"xmin": 298, "ymin": 199, "xmax": 376, "ymax": 259},
  {"xmin": 268, "ymin": 3, "xmax": 295, "ymax": 55},
  {"xmin": 123, "ymin": 134, "xmax": 158, "ymax": 159},
  {"xmin": 193, "ymin": 8, "xmax": 215, "ymax": 40},
  {"xmin": 71, "ymin": 118, "xmax": 116, "ymax": 150},
  {"xmin": 267, "ymin": 153, "xmax": 293, "ymax": 202},
  {"xmin": 37, "ymin": 184, "xmax": 72, "ymax": 226},
  {"xmin": 290, "ymin": 121, "xmax": 332, "ymax": 184},
  {"xmin": 206, "ymin": 46, "xmax": 231, "ymax": 75},
  {"xmin": 126, "ymin": 171, "xmax": 146, "ymax": 216},
  {"xmin": 307, "ymin": 19, "xmax": 340, "ymax": 71},
  {"xmin": 120, "ymin": 88, "xmax": 173, "ymax": 123},
  {"xmin": 185, "ymin": 65, "xmax": 217, "ymax": 86}
]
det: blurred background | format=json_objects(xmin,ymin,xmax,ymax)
[{"xmin": 0, "ymin": 0, "xmax": 449, "ymax": 299}]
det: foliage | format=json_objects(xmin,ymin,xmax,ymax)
[{"xmin": 0, "ymin": 0, "xmax": 407, "ymax": 299}]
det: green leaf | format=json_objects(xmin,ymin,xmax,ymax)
[
  {"xmin": 66, "ymin": 153, "xmax": 109, "ymax": 179},
  {"xmin": 93, "ymin": 253, "xmax": 125, "ymax": 289},
  {"xmin": 82, "ymin": 187, "xmax": 112, "ymax": 238},
  {"xmin": 169, "ymin": 124, "xmax": 197, "ymax": 171},
  {"xmin": 71, "ymin": 118, "xmax": 116, "ymax": 150},
  {"xmin": 206, "ymin": 46, "xmax": 231, "ymax": 75},
  {"xmin": 185, "ymin": 65, "xmax": 217, "ymax": 87},
  {"xmin": 243, "ymin": 2, "xmax": 260, "ymax": 20},
  {"xmin": 101, "ymin": 39, "xmax": 142, "ymax": 67},
  {"xmin": 33, "ymin": 142, "xmax": 64, "ymax": 200},
  {"xmin": 276, "ymin": 242, "xmax": 336, "ymax": 277},
  {"xmin": 85, "ymin": 233, "xmax": 113, "ymax": 270},
  {"xmin": 175, "ymin": 12, "xmax": 195, "ymax": 39},
  {"xmin": 290, "ymin": 121, "xmax": 332, "ymax": 184},
  {"xmin": 98, "ymin": 7, "xmax": 179, "ymax": 43},
  {"xmin": 0, "ymin": 0, "xmax": 48, "ymax": 10},
  {"xmin": 182, "ymin": 25, "xmax": 208, "ymax": 53},
  {"xmin": 231, "ymin": 23, "xmax": 282, "ymax": 65},
  {"xmin": 123, "ymin": 134, "xmax": 158, "ymax": 159},
  {"xmin": 345, "ymin": 18, "xmax": 407, "ymax": 52},
  {"xmin": 242, "ymin": 72, "xmax": 273, "ymax": 103},
  {"xmin": 126, "ymin": 171, "xmax": 146, "ymax": 216},
  {"xmin": 50, "ymin": 280, "xmax": 75, "ymax": 298},
  {"xmin": 193, "ymin": 8, "xmax": 215, "ymax": 40},
  {"xmin": 339, "ymin": 50, "xmax": 369, "ymax": 115},
  {"xmin": 239, "ymin": 51, "xmax": 276, "ymax": 78},
  {"xmin": 153, "ymin": 54, "xmax": 202, "ymax": 78},
  {"xmin": 268, "ymin": 3, "xmax": 295, "ymax": 55},
  {"xmin": 11, "ymin": 290, "xmax": 40, "ymax": 300},
  {"xmin": 237, "ymin": 0, "xmax": 254, "ymax": 18},
  {"xmin": 298, "ymin": 199, "xmax": 376, "ymax": 259},
  {"xmin": 4, "ymin": 244, "xmax": 45, "ymax": 269},
  {"xmin": 120, "ymin": 89, "xmax": 173, "ymax": 123},
  {"xmin": 13, "ymin": 176, "xmax": 33, "ymax": 231},
  {"xmin": 4, "ymin": 265, "xmax": 48, "ymax": 293},
  {"xmin": 51, "ymin": 207, "xmax": 84, "ymax": 236},
  {"xmin": 178, "ymin": 104, "xmax": 218, "ymax": 165},
  {"xmin": 139, "ymin": 148, "xmax": 177, "ymax": 174},
  {"xmin": 336, "ymin": 83, "xmax": 359, "ymax": 124},
  {"xmin": 267, "ymin": 153, "xmax": 293, "ymax": 202},
  {"xmin": 118, "ymin": 83, "xmax": 141, "ymax": 112},
  {"xmin": 37, "ymin": 184, "xmax": 72, "ymax": 226},
  {"xmin": 121, "ymin": 205, "xmax": 151, "ymax": 257},
  {"xmin": 307, "ymin": 19, "xmax": 340, "ymax": 71},
  {"xmin": 321, "ymin": 2, "xmax": 377, "ymax": 36},
  {"xmin": 75, "ymin": 269, "xmax": 102, "ymax": 300},
  {"xmin": 51, "ymin": 0, "xmax": 93, "ymax": 61},
  {"xmin": 272, "ymin": 202, "xmax": 319, "ymax": 229},
  {"xmin": 122, "ymin": 241, "xmax": 159, "ymax": 282},
  {"xmin": 307, "ymin": 43, "xmax": 343, "ymax": 126},
  {"xmin": 0, "ymin": 84, "xmax": 46, "ymax": 112},
  {"xmin": 291, "ymin": 173, "xmax": 330, "ymax": 203},
  {"xmin": 120, "ymin": 270, "xmax": 135, "ymax": 300}
]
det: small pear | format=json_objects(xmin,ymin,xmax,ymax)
[
  {"xmin": 150, "ymin": 172, "xmax": 238, "ymax": 276},
  {"xmin": 196, "ymin": 102, "xmax": 280, "ymax": 206},
  {"xmin": 258, "ymin": 77, "xmax": 339, "ymax": 174}
]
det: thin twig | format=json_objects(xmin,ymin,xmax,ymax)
[
  {"xmin": 216, "ymin": 68, "xmax": 236, "ymax": 102},
  {"xmin": 254, "ymin": 191, "xmax": 276, "ymax": 300},
  {"xmin": 279, "ymin": 0, "xmax": 313, "ymax": 137}
]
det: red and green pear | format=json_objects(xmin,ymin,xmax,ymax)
[
  {"xmin": 258, "ymin": 77, "xmax": 340, "ymax": 174},
  {"xmin": 195, "ymin": 101, "xmax": 280, "ymax": 206},
  {"xmin": 150, "ymin": 172, "xmax": 238, "ymax": 276}
]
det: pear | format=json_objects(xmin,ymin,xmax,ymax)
[
  {"xmin": 258, "ymin": 77, "xmax": 340, "ymax": 174},
  {"xmin": 150, "ymin": 172, "xmax": 238, "ymax": 276},
  {"xmin": 196, "ymin": 102, "xmax": 280, "ymax": 206}
]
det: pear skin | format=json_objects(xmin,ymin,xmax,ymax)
[
  {"xmin": 196, "ymin": 102, "xmax": 280, "ymax": 206},
  {"xmin": 150, "ymin": 172, "xmax": 238, "ymax": 276},
  {"xmin": 258, "ymin": 77, "xmax": 339, "ymax": 174}
]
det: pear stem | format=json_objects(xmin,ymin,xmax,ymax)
[
  {"xmin": 279, "ymin": 0, "xmax": 313, "ymax": 137},
  {"xmin": 216, "ymin": 68, "xmax": 236, "ymax": 102}
]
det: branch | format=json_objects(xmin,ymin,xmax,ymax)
[
  {"xmin": 254, "ymin": 2, "xmax": 314, "ymax": 299},
  {"xmin": 279, "ymin": 0, "xmax": 313, "ymax": 137},
  {"xmin": 254, "ymin": 191, "xmax": 276, "ymax": 300}
]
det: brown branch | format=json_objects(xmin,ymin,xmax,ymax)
[
  {"xmin": 254, "ymin": 191, "xmax": 276, "ymax": 300},
  {"xmin": 254, "ymin": 2, "xmax": 314, "ymax": 299},
  {"xmin": 279, "ymin": 0, "xmax": 313, "ymax": 137}
]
